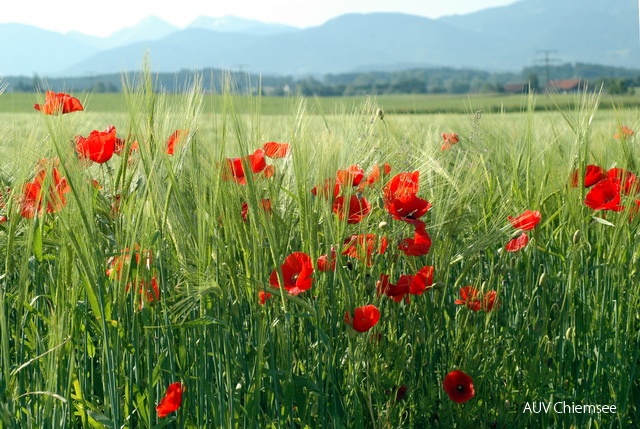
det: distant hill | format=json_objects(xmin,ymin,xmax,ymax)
[
  {"xmin": 1, "ymin": 0, "xmax": 638, "ymax": 77},
  {"xmin": 0, "ymin": 24, "xmax": 96, "ymax": 75}
]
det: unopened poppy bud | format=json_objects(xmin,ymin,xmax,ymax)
[
  {"xmin": 378, "ymin": 221, "xmax": 387, "ymax": 229},
  {"xmin": 572, "ymin": 229, "xmax": 581, "ymax": 244},
  {"xmin": 376, "ymin": 108, "xmax": 384, "ymax": 120},
  {"xmin": 538, "ymin": 272, "xmax": 546, "ymax": 287}
]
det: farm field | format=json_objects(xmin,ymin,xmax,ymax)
[
  {"xmin": 1, "ymin": 89, "xmax": 640, "ymax": 115},
  {"xmin": 0, "ymin": 74, "xmax": 639, "ymax": 428}
]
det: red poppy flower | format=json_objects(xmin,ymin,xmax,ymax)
[
  {"xmin": 377, "ymin": 274, "xmax": 412, "ymax": 303},
  {"xmin": 336, "ymin": 164, "xmax": 365, "ymax": 187},
  {"xmin": 508, "ymin": 209, "xmax": 541, "ymax": 231},
  {"xmin": 262, "ymin": 164, "xmax": 275, "ymax": 179},
  {"xmin": 454, "ymin": 286, "xmax": 482, "ymax": 311},
  {"xmin": 614, "ymin": 125, "xmax": 634, "ymax": 139},
  {"xmin": 114, "ymin": 136, "xmax": 139, "ymax": 157},
  {"xmin": 317, "ymin": 248, "xmax": 337, "ymax": 272},
  {"xmin": 258, "ymin": 290, "xmax": 272, "ymax": 305},
  {"xmin": 359, "ymin": 163, "xmax": 392, "ymax": 190},
  {"xmin": 262, "ymin": 141, "xmax": 290, "ymax": 158},
  {"xmin": 269, "ymin": 252, "xmax": 314, "ymax": 295},
  {"xmin": 398, "ymin": 220, "xmax": 432, "ymax": 257},
  {"xmin": 384, "ymin": 171, "xmax": 420, "ymax": 201},
  {"xmin": 311, "ymin": 178, "xmax": 341, "ymax": 199},
  {"xmin": 34, "ymin": 91, "xmax": 83, "ymax": 115},
  {"xmin": 440, "ymin": 132, "xmax": 459, "ymax": 151},
  {"xmin": 156, "ymin": 382, "xmax": 184, "ymax": 418},
  {"xmin": 410, "ymin": 265, "xmax": 435, "ymax": 295},
  {"xmin": 584, "ymin": 177, "xmax": 624, "ymax": 211},
  {"xmin": 344, "ymin": 304, "xmax": 380, "ymax": 332},
  {"xmin": 505, "ymin": 232, "xmax": 529, "ymax": 252},
  {"xmin": 332, "ymin": 195, "xmax": 371, "ymax": 224},
  {"xmin": 443, "ymin": 370, "xmax": 475, "ymax": 404},
  {"xmin": 223, "ymin": 149, "xmax": 268, "ymax": 184},
  {"xmin": 75, "ymin": 126, "xmax": 117, "ymax": 164},
  {"xmin": 241, "ymin": 199, "xmax": 272, "ymax": 222},
  {"xmin": 166, "ymin": 129, "xmax": 186, "ymax": 155},
  {"xmin": 570, "ymin": 164, "xmax": 607, "ymax": 188},
  {"xmin": 342, "ymin": 234, "xmax": 388, "ymax": 267},
  {"xmin": 607, "ymin": 168, "xmax": 638, "ymax": 195},
  {"xmin": 126, "ymin": 276, "xmax": 161, "ymax": 310},
  {"xmin": 385, "ymin": 193, "xmax": 432, "ymax": 222},
  {"xmin": 107, "ymin": 246, "xmax": 153, "ymax": 280},
  {"xmin": 482, "ymin": 290, "xmax": 499, "ymax": 312},
  {"xmin": 19, "ymin": 166, "xmax": 70, "ymax": 218}
]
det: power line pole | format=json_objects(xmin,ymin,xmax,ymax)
[{"xmin": 535, "ymin": 49, "xmax": 560, "ymax": 89}]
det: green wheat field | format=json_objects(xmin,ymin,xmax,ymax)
[{"xmin": 0, "ymin": 71, "xmax": 638, "ymax": 428}]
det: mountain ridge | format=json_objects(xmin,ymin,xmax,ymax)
[{"xmin": 1, "ymin": 0, "xmax": 637, "ymax": 77}]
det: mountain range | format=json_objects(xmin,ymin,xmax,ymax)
[{"xmin": 2, "ymin": 0, "xmax": 638, "ymax": 77}]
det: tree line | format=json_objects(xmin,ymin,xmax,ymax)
[{"xmin": 4, "ymin": 63, "xmax": 639, "ymax": 96}]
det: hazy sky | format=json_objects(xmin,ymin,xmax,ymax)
[{"xmin": 3, "ymin": 0, "xmax": 520, "ymax": 37}]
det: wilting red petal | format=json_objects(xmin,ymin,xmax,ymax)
[
  {"xmin": 156, "ymin": 382, "xmax": 184, "ymax": 418},
  {"xmin": 443, "ymin": 370, "xmax": 475, "ymax": 404},
  {"xmin": 345, "ymin": 304, "xmax": 380, "ymax": 332},
  {"xmin": 34, "ymin": 91, "xmax": 84, "ymax": 115},
  {"xmin": 508, "ymin": 209, "xmax": 541, "ymax": 231},
  {"xmin": 584, "ymin": 177, "xmax": 624, "ymax": 211},
  {"xmin": 505, "ymin": 232, "xmax": 529, "ymax": 252},
  {"xmin": 262, "ymin": 141, "xmax": 290, "ymax": 158},
  {"xmin": 75, "ymin": 126, "xmax": 117, "ymax": 164},
  {"xmin": 342, "ymin": 234, "xmax": 388, "ymax": 267},
  {"xmin": 332, "ymin": 195, "xmax": 371, "ymax": 224},
  {"xmin": 359, "ymin": 163, "xmax": 392, "ymax": 190},
  {"xmin": 454, "ymin": 286, "xmax": 482, "ymax": 311},
  {"xmin": 336, "ymin": 165, "xmax": 365, "ymax": 187}
]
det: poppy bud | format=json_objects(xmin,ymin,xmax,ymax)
[
  {"xmin": 376, "ymin": 108, "xmax": 384, "ymax": 120},
  {"xmin": 378, "ymin": 221, "xmax": 387, "ymax": 229},
  {"xmin": 572, "ymin": 229, "xmax": 581, "ymax": 244}
]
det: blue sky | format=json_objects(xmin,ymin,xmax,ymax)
[{"xmin": 2, "ymin": 0, "xmax": 520, "ymax": 37}]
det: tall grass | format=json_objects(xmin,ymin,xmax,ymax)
[{"xmin": 0, "ymin": 71, "xmax": 638, "ymax": 428}]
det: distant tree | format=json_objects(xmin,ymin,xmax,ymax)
[{"xmin": 527, "ymin": 73, "xmax": 540, "ymax": 92}]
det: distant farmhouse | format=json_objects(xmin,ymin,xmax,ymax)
[
  {"xmin": 546, "ymin": 79, "xmax": 585, "ymax": 93},
  {"xmin": 503, "ymin": 79, "xmax": 586, "ymax": 94}
]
